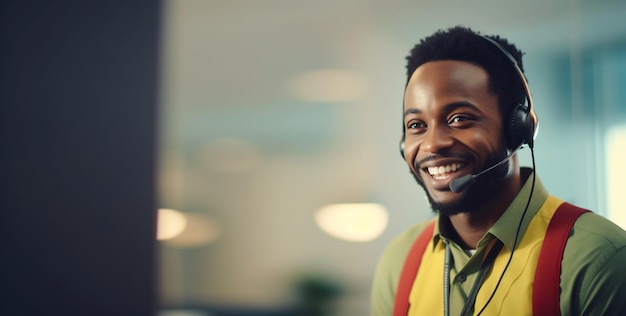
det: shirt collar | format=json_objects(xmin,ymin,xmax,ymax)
[
  {"xmin": 488, "ymin": 168, "xmax": 548, "ymax": 251},
  {"xmin": 431, "ymin": 168, "xmax": 549, "ymax": 252}
]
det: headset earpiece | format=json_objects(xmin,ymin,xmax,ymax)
[
  {"xmin": 479, "ymin": 35, "xmax": 538, "ymax": 150},
  {"xmin": 507, "ymin": 102, "xmax": 536, "ymax": 150}
]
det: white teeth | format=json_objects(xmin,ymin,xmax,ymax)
[{"xmin": 428, "ymin": 163, "xmax": 463, "ymax": 177}]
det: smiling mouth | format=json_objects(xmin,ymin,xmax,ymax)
[{"xmin": 426, "ymin": 162, "xmax": 465, "ymax": 180}]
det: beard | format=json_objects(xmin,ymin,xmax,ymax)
[{"xmin": 410, "ymin": 147, "xmax": 511, "ymax": 216}]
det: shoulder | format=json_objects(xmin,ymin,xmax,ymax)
[
  {"xmin": 572, "ymin": 212, "xmax": 626, "ymax": 247},
  {"xmin": 565, "ymin": 211, "xmax": 626, "ymax": 265},
  {"xmin": 561, "ymin": 209, "xmax": 626, "ymax": 314},
  {"xmin": 370, "ymin": 219, "xmax": 436, "ymax": 315},
  {"xmin": 377, "ymin": 219, "xmax": 436, "ymax": 274}
]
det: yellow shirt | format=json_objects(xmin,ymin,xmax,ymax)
[
  {"xmin": 408, "ymin": 195, "xmax": 561, "ymax": 315},
  {"xmin": 371, "ymin": 169, "xmax": 626, "ymax": 315}
]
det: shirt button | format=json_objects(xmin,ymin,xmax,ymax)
[{"xmin": 457, "ymin": 273, "xmax": 467, "ymax": 282}]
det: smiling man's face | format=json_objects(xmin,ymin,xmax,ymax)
[{"xmin": 402, "ymin": 60, "xmax": 510, "ymax": 215}]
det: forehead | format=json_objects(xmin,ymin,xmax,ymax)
[{"xmin": 404, "ymin": 60, "xmax": 494, "ymax": 113}]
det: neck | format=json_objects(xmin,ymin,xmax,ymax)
[
  {"xmin": 448, "ymin": 211, "xmax": 502, "ymax": 249},
  {"xmin": 448, "ymin": 168, "xmax": 522, "ymax": 249}
]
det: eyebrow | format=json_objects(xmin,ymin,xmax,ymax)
[
  {"xmin": 403, "ymin": 101, "xmax": 481, "ymax": 118},
  {"xmin": 403, "ymin": 108, "xmax": 421, "ymax": 118}
]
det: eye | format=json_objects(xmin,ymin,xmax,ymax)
[
  {"xmin": 406, "ymin": 120, "xmax": 426, "ymax": 132},
  {"xmin": 448, "ymin": 114, "xmax": 474, "ymax": 126}
]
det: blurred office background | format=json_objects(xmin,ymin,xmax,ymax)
[
  {"xmin": 156, "ymin": 0, "xmax": 626, "ymax": 315},
  {"xmin": 3, "ymin": 1, "xmax": 625, "ymax": 316}
]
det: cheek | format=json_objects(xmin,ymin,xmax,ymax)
[
  {"xmin": 469, "ymin": 133, "xmax": 492, "ymax": 148},
  {"xmin": 465, "ymin": 127, "xmax": 507, "ymax": 158},
  {"xmin": 403, "ymin": 140, "xmax": 420, "ymax": 169}
]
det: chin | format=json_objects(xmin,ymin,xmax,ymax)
[
  {"xmin": 409, "ymin": 166, "xmax": 466, "ymax": 215},
  {"xmin": 435, "ymin": 173, "xmax": 508, "ymax": 216},
  {"xmin": 429, "ymin": 195, "xmax": 471, "ymax": 216}
]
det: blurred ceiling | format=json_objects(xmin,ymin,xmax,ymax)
[{"xmin": 160, "ymin": 0, "xmax": 625, "ymax": 147}]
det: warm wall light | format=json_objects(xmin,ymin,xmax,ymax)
[
  {"xmin": 158, "ymin": 209, "xmax": 222, "ymax": 247},
  {"xmin": 157, "ymin": 208, "xmax": 188, "ymax": 240},
  {"xmin": 314, "ymin": 203, "xmax": 389, "ymax": 242},
  {"xmin": 606, "ymin": 125, "xmax": 626, "ymax": 229},
  {"xmin": 162, "ymin": 212, "xmax": 222, "ymax": 247}
]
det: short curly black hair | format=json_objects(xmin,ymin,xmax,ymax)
[{"xmin": 405, "ymin": 26, "xmax": 527, "ymax": 120}]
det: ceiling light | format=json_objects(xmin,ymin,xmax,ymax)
[
  {"xmin": 288, "ymin": 69, "xmax": 368, "ymax": 103},
  {"xmin": 314, "ymin": 203, "xmax": 388, "ymax": 242}
]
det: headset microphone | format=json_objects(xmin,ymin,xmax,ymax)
[
  {"xmin": 448, "ymin": 174, "xmax": 476, "ymax": 194},
  {"xmin": 449, "ymin": 145, "xmax": 522, "ymax": 193}
]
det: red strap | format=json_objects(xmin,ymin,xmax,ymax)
[
  {"xmin": 533, "ymin": 202, "xmax": 589, "ymax": 316},
  {"xmin": 393, "ymin": 220, "xmax": 435, "ymax": 316}
]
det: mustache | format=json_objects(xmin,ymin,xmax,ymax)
[{"xmin": 414, "ymin": 153, "xmax": 472, "ymax": 170}]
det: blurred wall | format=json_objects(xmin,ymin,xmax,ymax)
[{"xmin": 0, "ymin": 1, "xmax": 161, "ymax": 315}]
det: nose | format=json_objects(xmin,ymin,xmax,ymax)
[{"xmin": 420, "ymin": 125, "xmax": 454, "ymax": 154}]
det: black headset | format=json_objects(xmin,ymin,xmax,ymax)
[{"xmin": 399, "ymin": 34, "xmax": 538, "ymax": 159}]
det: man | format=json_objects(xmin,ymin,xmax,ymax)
[{"xmin": 371, "ymin": 26, "xmax": 626, "ymax": 315}]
